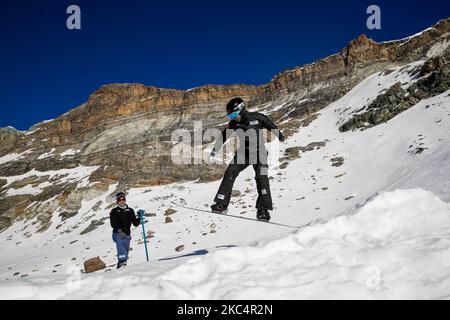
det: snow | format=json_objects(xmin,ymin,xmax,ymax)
[
  {"xmin": 37, "ymin": 148, "xmax": 56, "ymax": 160},
  {"xmin": 5, "ymin": 181, "xmax": 52, "ymax": 197},
  {"xmin": 3, "ymin": 126, "xmax": 24, "ymax": 132},
  {"xmin": 0, "ymin": 150, "xmax": 33, "ymax": 165},
  {"xmin": 426, "ymin": 37, "xmax": 450, "ymax": 59},
  {"xmin": 259, "ymin": 99, "xmax": 310, "ymax": 114},
  {"xmin": 155, "ymin": 189, "xmax": 450, "ymax": 299},
  {"xmin": 60, "ymin": 149, "xmax": 80, "ymax": 157},
  {"xmin": 0, "ymin": 59, "xmax": 449, "ymax": 299},
  {"xmin": 1, "ymin": 188, "xmax": 449, "ymax": 299},
  {"xmin": 0, "ymin": 165, "xmax": 101, "ymax": 188},
  {"xmin": 0, "ymin": 154, "xmax": 23, "ymax": 166},
  {"xmin": 381, "ymin": 26, "xmax": 435, "ymax": 45}
]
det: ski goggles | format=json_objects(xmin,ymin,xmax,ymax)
[{"xmin": 227, "ymin": 111, "xmax": 240, "ymax": 120}]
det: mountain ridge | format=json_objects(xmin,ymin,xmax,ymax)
[{"xmin": 2, "ymin": 18, "xmax": 449, "ymax": 134}]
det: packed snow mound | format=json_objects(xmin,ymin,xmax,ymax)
[
  {"xmin": 157, "ymin": 189, "xmax": 450, "ymax": 299},
  {"xmin": 1, "ymin": 188, "xmax": 449, "ymax": 299}
]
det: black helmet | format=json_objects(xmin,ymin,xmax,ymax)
[
  {"xmin": 226, "ymin": 97, "xmax": 246, "ymax": 115},
  {"xmin": 115, "ymin": 192, "xmax": 126, "ymax": 201}
]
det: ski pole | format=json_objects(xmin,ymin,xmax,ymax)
[{"xmin": 137, "ymin": 209, "xmax": 149, "ymax": 262}]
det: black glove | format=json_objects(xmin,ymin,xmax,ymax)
[
  {"xmin": 118, "ymin": 229, "xmax": 126, "ymax": 240},
  {"xmin": 137, "ymin": 209, "xmax": 145, "ymax": 221},
  {"xmin": 278, "ymin": 132, "xmax": 285, "ymax": 142},
  {"xmin": 210, "ymin": 149, "xmax": 216, "ymax": 157}
]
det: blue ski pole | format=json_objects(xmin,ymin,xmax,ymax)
[{"xmin": 137, "ymin": 209, "xmax": 149, "ymax": 262}]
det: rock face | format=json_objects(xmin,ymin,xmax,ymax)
[
  {"xmin": 164, "ymin": 208, "xmax": 177, "ymax": 216},
  {"xmin": 340, "ymin": 51, "xmax": 450, "ymax": 132},
  {"xmin": 0, "ymin": 127, "xmax": 22, "ymax": 156},
  {"xmin": 0, "ymin": 18, "xmax": 449, "ymax": 232},
  {"xmin": 83, "ymin": 257, "xmax": 106, "ymax": 273}
]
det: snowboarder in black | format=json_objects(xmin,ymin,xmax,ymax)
[
  {"xmin": 210, "ymin": 98, "xmax": 285, "ymax": 222},
  {"xmin": 110, "ymin": 192, "xmax": 141, "ymax": 268}
]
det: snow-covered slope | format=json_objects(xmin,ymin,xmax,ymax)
[
  {"xmin": 1, "ymin": 58, "xmax": 449, "ymax": 299},
  {"xmin": 2, "ymin": 188, "xmax": 450, "ymax": 299}
]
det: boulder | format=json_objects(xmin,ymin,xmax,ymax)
[
  {"xmin": 83, "ymin": 257, "xmax": 106, "ymax": 273},
  {"xmin": 331, "ymin": 157, "xmax": 344, "ymax": 167},
  {"xmin": 164, "ymin": 208, "xmax": 177, "ymax": 216},
  {"xmin": 231, "ymin": 190, "xmax": 241, "ymax": 197}
]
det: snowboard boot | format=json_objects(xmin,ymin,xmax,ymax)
[
  {"xmin": 116, "ymin": 260, "xmax": 127, "ymax": 269},
  {"xmin": 211, "ymin": 203, "xmax": 228, "ymax": 214},
  {"xmin": 256, "ymin": 208, "xmax": 271, "ymax": 222}
]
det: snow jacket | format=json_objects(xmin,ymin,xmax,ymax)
[
  {"xmin": 110, "ymin": 205, "xmax": 141, "ymax": 235},
  {"xmin": 213, "ymin": 109, "xmax": 285, "ymax": 154}
]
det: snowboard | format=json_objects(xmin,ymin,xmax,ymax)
[{"xmin": 170, "ymin": 201, "xmax": 302, "ymax": 229}]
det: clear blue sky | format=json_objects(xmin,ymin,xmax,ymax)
[{"xmin": 1, "ymin": 0, "xmax": 449, "ymax": 130}]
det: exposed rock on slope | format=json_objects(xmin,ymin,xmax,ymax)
[
  {"xmin": 0, "ymin": 127, "xmax": 22, "ymax": 156},
  {"xmin": 340, "ymin": 53, "xmax": 450, "ymax": 131}
]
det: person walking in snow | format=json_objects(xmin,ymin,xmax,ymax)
[
  {"xmin": 110, "ymin": 192, "xmax": 141, "ymax": 268},
  {"xmin": 209, "ymin": 97, "xmax": 285, "ymax": 222}
]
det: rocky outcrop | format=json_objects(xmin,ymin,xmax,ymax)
[
  {"xmin": 25, "ymin": 83, "xmax": 261, "ymax": 148},
  {"xmin": 0, "ymin": 127, "xmax": 22, "ymax": 156},
  {"xmin": 340, "ymin": 52, "xmax": 450, "ymax": 132},
  {"xmin": 342, "ymin": 35, "xmax": 390, "ymax": 68},
  {"xmin": 389, "ymin": 18, "xmax": 450, "ymax": 62}
]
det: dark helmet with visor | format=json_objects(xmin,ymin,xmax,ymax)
[{"xmin": 226, "ymin": 98, "xmax": 246, "ymax": 120}]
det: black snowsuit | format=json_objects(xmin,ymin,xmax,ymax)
[
  {"xmin": 110, "ymin": 205, "xmax": 141, "ymax": 235},
  {"xmin": 212, "ymin": 109, "xmax": 284, "ymax": 211}
]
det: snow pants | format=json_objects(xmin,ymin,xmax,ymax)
[
  {"xmin": 214, "ymin": 151, "xmax": 273, "ymax": 210},
  {"xmin": 112, "ymin": 232, "xmax": 131, "ymax": 262}
]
